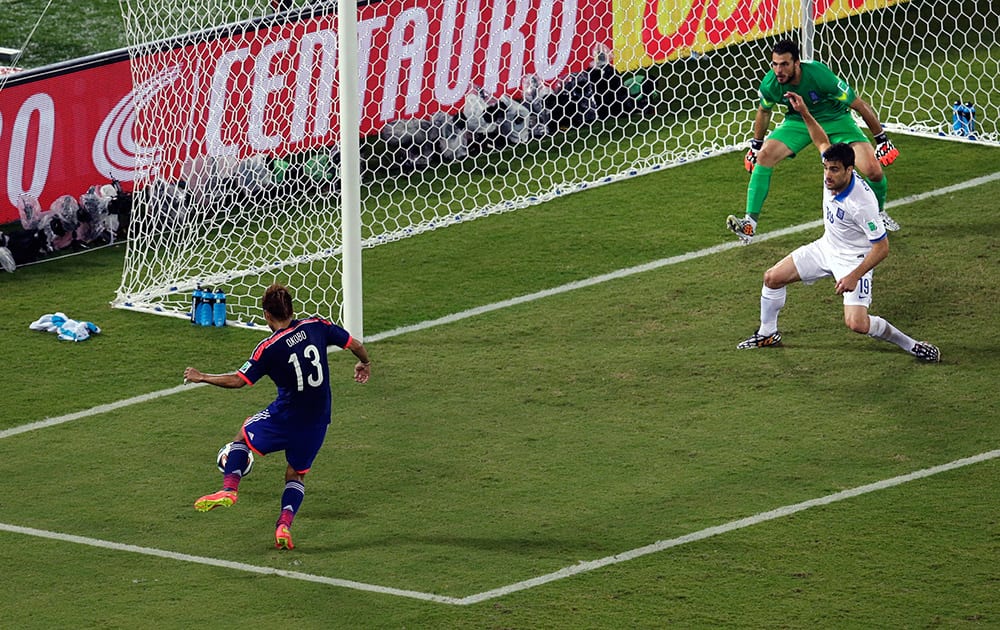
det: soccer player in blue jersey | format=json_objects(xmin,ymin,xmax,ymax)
[
  {"xmin": 728, "ymin": 39, "xmax": 900, "ymax": 243},
  {"xmin": 184, "ymin": 283, "xmax": 371, "ymax": 549},
  {"xmin": 736, "ymin": 91, "xmax": 939, "ymax": 362}
]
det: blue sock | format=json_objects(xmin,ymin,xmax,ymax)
[
  {"xmin": 222, "ymin": 442, "xmax": 251, "ymax": 491},
  {"xmin": 278, "ymin": 480, "xmax": 305, "ymax": 526}
]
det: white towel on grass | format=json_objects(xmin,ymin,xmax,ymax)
[{"xmin": 29, "ymin": 313, "xmax": 101, "ymax": 341}]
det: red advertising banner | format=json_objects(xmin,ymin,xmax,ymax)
[
  {"xmin": 1, "ymin": 0, "xmax": 612, "ymax": 224},
  {"xmin": 1, "ymin": 55, "xmax": 134, "ymax": 224}
]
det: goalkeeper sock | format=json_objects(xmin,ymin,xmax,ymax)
[
  {"xmin": 867, "ymin": 315, "xmax": 915, "ymax": 351},
  {"xmin": 759, "ymin": 285, "xmax": 786, "ymax": 336},
  {"xmin": 745, "ymin": 165, "xmax": 773, "ymax": 221},
  {"xmin": 867, "ymin": 173, "xmax": 888, "ymax": 211}
]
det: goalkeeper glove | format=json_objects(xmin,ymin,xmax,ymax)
[
  {"xmin": 874, "ymin": 132, "xmax": 899, "ymax": 166},
  {"xmin": 744, "ymin": 139, "xmax": 763, "ymax": 172}
]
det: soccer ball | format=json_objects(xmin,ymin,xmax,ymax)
[{"xmin": 216, "ymin": 442, "xmax": 254, "ymax": 475}]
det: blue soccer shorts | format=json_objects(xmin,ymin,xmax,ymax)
[{"xmin": 240, "ymin": 407, "xmax": 329, "ymax": 474}]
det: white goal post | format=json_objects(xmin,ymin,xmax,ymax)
[{"xmin": 113, "ymin": 0, "xmax": 999, "ymax": 332}]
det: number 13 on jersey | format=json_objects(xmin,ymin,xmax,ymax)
[{"xmin": 288, "ymin": 344, "xmax": 324, "ymax": 391}]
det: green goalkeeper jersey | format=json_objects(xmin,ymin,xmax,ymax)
[{"xmin": 758, "ymin": 60, "xmax": 857, "ymax": 123}]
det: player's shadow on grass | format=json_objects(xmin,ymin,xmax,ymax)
[
  {"xmin": 302, "ymin": 533, "xmax": 609, "ymax": 555},
  {"xmin": 306, "ymin": 508, "xmax": 368, "ymax": 521}
]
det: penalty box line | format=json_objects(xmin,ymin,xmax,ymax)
[
  {"xmin": 456, "ymin": 448, "xmax": 1000, "ymax": 604},
  {"xmin": 1, "ymin": 448, "xmax": 997, "ymax": 605},
  {"xmin": 0, "ymin": 520, "xmax": 462, "ymax": 605},
  {"xmin": 6, "ymin": 170, "xmax": 998, "ymax": 442}
]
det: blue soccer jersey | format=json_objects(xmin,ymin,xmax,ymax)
[{"xmin": 237, "ymin": 317, "xmax": 351, "ymax": 425}]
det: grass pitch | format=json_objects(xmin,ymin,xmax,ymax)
[
  {"xmin": 1, "ymin": 134, "xmax": 999, "ymax": 627},
  {"xmin": 2, "ymin": 3, "xmax": 1000, "ymax": 626}
]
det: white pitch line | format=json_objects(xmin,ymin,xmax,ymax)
[
  {"xmin": 455, "ymin": 448, "xmax": 1000, "ymax": 605},
  {"xmin": 0, "ymin": 383, "xmax": 200, "ymax": 440},
  {"xmin": 4, "ymin": 171, "xmax": 998, "ymax": 440},
  {"xmin": 0, "ymin": 521, "xmax": 463, "ymax": 605},
  {"xmin": 2, "ymin": 172, "xmax": 999, "ymax": 603},
  {"xmin": 2, "ymin": 449, "xmax": 997, "ymax": 605}
]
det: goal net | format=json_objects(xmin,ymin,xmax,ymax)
[{"xmin": 113, "ymin": 0, "xmax": 999, "ymax": 330}]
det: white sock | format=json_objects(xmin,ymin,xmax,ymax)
[
  {"xmin": 868, "ymin": 315, "xmax": 917, "ymax": 352},
  {"xmin": 759, "ymin": 285, "xmax": 786, "ymax": 336}
]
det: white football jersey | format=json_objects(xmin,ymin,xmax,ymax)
[{"xmin": 821, "ymin": 172, "xmax": 886, "ymax": 256}]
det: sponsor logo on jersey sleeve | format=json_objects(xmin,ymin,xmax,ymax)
[{"xmin": 835, "ymin": 80, "xmax": 851, "ymax": 101}]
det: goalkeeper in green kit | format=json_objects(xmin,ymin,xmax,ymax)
[{"xmin": 727, "ymin": 39, "xmax": 900, "ymax": 243}]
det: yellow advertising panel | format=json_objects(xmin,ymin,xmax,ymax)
[{"xmin": 613, "ymin": 0, "xmax": 909, "ymax": 70}]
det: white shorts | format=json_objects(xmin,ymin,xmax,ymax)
[{"xmin": 791, "ymin": 239, "xmax": 873, "ymax": 308}]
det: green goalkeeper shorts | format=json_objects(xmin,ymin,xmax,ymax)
[{"xmin": 768, "ymin": 115, "xmax": 870, "ymax": 156}]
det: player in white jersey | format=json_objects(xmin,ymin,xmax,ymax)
[{"xmin": 736, "ymin": 91, "xmax": 940, "ymax": 362}]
